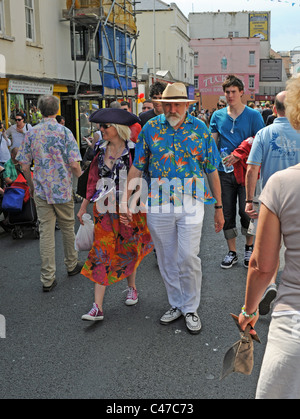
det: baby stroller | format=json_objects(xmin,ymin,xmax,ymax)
[{"xmin": 1, "ymin": 169, "xmax": 39, "ymax": 239}]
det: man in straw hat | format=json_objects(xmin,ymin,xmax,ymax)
[{"xmin": 120, "ymin": 82, "xmax": 224, "ymax": 335}]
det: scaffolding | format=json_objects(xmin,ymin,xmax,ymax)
[
  {"xmin": 62, "ymin": 0, "xmax": 138, "ymax": 102},
  {"xmin": 62, "ymin": 0, "xmax": 138, "ymax": 149}
]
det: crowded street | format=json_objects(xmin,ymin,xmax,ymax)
[
  {"xmin": 0, "ymin": 201, "xmax": 278, "ymax": 400},
  {"xmin": 1, "ymin": 0, "xmax": 300, "ymax": 404}
]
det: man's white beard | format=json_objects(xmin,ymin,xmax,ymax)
[{"xmin": 166, "ymin": 112, "xmax": 182, "ymax": 127}]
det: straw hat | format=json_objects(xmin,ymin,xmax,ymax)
[{"xmin": 152, "ymin": 82, "xmax": 197, "ymax": 104}]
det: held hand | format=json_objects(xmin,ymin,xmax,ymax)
[
  {"xmin": 238, "ymin": 312, "xmax": 259, "ymax": 336},
  {"xmin": 214, "ymin": 209, "xmax": 225, "ymax": 233},
  {"xmin": 119, "ymin": 202, "xmax": 133, "ymax": 226},
  {"xmin": 223, "ymin": 154, "xmax": 240, "ymax": 167},
  {"xmin": 245, "ymin": 202, "xmax": 259, "ymax": 219},
  {"xmin": 77, "ymin": 207, "xmax": 87, "ymax": 225}
]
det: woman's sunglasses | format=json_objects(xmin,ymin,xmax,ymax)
[{"xmin": 99, "ymin": 123, "xmax": 112, "ymax": 129}]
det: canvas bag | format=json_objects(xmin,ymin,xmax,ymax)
[{"xmin": 2, "ymin": 184, "xmax": 26, "ymax": 212}]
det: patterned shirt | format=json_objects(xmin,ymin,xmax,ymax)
[
  {"xmin": 17, "ymin": 118, "xmax": 82, "ymax": 204},
  {"xmin": 3, "ymin": 159, "xmax": 19, "ymax": 183},
  {"xmin": 133, "ymin": 112, "xmax": 221, "ymax": 206}
]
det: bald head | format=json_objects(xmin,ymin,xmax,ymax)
[{"xmin": 275, "ymin": 91, "xmax": 286, "ymax": 116}]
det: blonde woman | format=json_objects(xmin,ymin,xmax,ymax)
[
  {"xmin": 239, "ymin": 75, "xmax": 300, "ymax": 399},
  {"xmin": 77, "ymin": 109, "xmax": 153, "ymax": 321},
  {"xmin": 285, "ymin": 74, "xmax": 300, "ymax": 131}
]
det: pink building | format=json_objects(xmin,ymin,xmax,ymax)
[{"xmin": 190, "ymin": 38, "xmax": 261, "ymax": 111}]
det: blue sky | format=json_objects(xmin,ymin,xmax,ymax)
[{"xmin": 173, "ymin": 0, "xmax": 300, "ymax": 52}]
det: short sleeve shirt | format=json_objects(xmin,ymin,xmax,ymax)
[
  {"xmin": 17, "ymin": 118, "xmax": 82, "ymax": 204},
  {"xmin": 210, "ymin": 106, "xmax": 265, "ymax": 171},
  {"xmin": 6, "ymin": 124, "xmax": 33, "ymax": 149},
  {"xmin": 133, "ymin": 112, "xmax": 221, "ymax": 205},
  {"xmin": 259, "ymin": 164, "xmax": 300, "ymax": 313},
  {"xmin": 247, "ymin": 117, "xmax": 300, "ymax": 188}
]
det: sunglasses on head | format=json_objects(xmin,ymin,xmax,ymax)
[{"xmin": 99, "ymin": 123, "xmax": 112, "ymax": 129}]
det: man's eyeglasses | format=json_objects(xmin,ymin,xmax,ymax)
[
  {"xmin": 217, "ymin": 104, "xmax": 226, "ymax": 109},
  {"xmin": 99, "ymin": 123, "xmax": 112, "ymax": 129},
  {"xmin": 16, "ymin": 118, "xmax": 23, "ymax": 121}
]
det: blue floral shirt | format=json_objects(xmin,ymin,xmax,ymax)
[{"xmin": 133, "ymin": 112, "xmax": 221, "ymax": 206}]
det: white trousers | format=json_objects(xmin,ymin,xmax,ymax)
[{"xmin": 146, "ymin": 200, "xmax": 204, "ymax": 315}]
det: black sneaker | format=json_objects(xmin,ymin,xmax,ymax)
[
  {"xmin": 221, "ymin": 251, "xmax": 238, "ymax": 269},
  {"xmin": 259, "ymin": 284, "xmax": 277, "ymax": 315},
  {"xmin": 244, "ymin": 245, "xmax": 253, "ymax": 268}
]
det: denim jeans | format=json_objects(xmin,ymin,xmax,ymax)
[{"xmin": 219, "ymin": 171, "xmax": 251, "ymax": 240}]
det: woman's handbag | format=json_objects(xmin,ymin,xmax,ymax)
[{"xmin": 77, "ymin": 163, "xmax": 91, "ymax": 199}]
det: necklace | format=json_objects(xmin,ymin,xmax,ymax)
[{"xmin": 107, "ymin": 143, "xmax": 124, "ymax": 166}]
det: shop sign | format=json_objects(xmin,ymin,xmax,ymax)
[{"xmin": 8, "ymin": 80, "xmax": 54, "ymax": 95}]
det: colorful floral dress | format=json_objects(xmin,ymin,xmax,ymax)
[{"xmin": 81, "ymin": 140, "xmax": 153, "ymax": 286}]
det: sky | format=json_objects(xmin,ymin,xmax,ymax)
[{"xmin": 172, "ymin": 0, "xmax": 300, "ymax": 52}]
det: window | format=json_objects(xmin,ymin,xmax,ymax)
[
  {"xmin": 194, "ymin": 52, "xmax": 198, "ymax": 66},
  {"xmin": 71, "ymin": 25, "xmax": 100, "ymax": 61},
  {"xmin": 0, "ymin": 0, "xmax": 5, "ymax": 34},
  {"xmin": 249, "ymin": 51, "xmax": 255, "ymax": 66},
  {"xmin": 25, "ymin": 0, "xmax": 35, "ymax": 41},
  {"xmin": 194, "ymin": 76, "xmax": 199, "ymax": 90},
  {"xmin": 249, "ymin": 75, "xmax": 255, "ymax": 89},
  {"xmin": 228, "ymin": 31, "xmax": 239, "ymax": 38}
]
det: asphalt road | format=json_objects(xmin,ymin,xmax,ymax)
[{"xmin": 0, "ymin": 201, "xmax": 277, "ymax": 400}]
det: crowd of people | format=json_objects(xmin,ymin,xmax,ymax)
[{"xmin": 1, "ymin": 73, "xmax": 300, "ymax": 398}]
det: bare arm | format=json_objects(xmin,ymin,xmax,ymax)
[
  {"xmin": 77, "ymin": 198, "xmax": 89, "ymax": 225},
  {"xmin": 119, "ymin": 165, "xmax": 143, "ymax": 224},
  {"xmin": 70, "ymin": 161, "xmax": 82, "ymax": 178},
  {"xmin": 20, "ymin": 163, "xmax": 34, "ymax": 197},
  {"xmin": 211, "ymin": 132, "xmax": 219, "ymax": 146},
  {"xmin": 239, "ymin": 203, "xmax": 281, "ymax": 330},
  {"xmin": 206, "ymin": 169, "xmax": 225, "ymax": 233},
  {"xmin": 245, "ymin": 164, "xmax": 260, "ymax": 218}
]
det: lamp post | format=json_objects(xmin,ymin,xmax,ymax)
[{"xmin": 153, "ymin": 0, "xmax": 157, "ymax": 82}]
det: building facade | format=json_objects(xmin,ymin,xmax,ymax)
[
  {"xmin": 189, "ymin": 10, "xmax": 288, "ymax": 110},
  {"xmin": 191, "ymin": 37, "xmax": 260, "ymax": 111},
  {"xmin": 0, "ymin": 0, "xmax": 139, "ymax": 151},
  {"xmin": 135, "ymin": 0, "xmax": 194, "ymax": 105}
]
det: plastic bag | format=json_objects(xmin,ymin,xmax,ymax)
[{"xmin": 75, "ymin": 213, "xmax": 94, "ymax": 251}]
